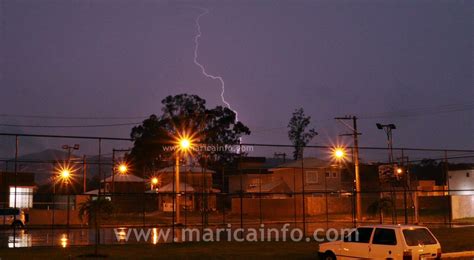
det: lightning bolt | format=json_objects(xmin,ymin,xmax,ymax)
[{"xmin": 193, "ymin": 8, "xmax": 239, "ymax": 122}]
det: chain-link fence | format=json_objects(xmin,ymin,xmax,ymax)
[{"xmin": 0, "ymin": 133, "xmax": 473, "ymax": 248}]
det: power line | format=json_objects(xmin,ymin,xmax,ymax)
[
  {"xmin": 0, "ymin": 122, "xmax": 140, "ymax": 128},
  {"xmin": 0, "ymin": 114, "xmax": 149, "ymax": 120},
  {"xmin": 359, "ymin": 102, "xmax": 474, "ymax": 120}
]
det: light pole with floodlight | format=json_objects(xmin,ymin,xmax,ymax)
[
  {"xmin": 175, "ymin": 137, "xmax": 191, "ymax": 225},
  {"xmin": 332, "ymin": 147, "xmax": 361, "ymax": 223}
]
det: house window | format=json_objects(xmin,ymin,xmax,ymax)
[
  {"xmin": 325, "ymin": 172, "xmax": 338, "ymax": 178},
  {"xmin": 9, "ymin": 187, "xmax": 33, "ymax": 208},
  {"xmin": 305, "ymin": 171, "xmax": 319, "ymax": 184},
  {"xmin": 467, "ymin": 172, "xmax": 470, "ymax": 178}
]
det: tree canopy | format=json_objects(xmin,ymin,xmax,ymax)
[
  {"xmin": 128, "ymin": 94, "xmax": 250, "ymax": 174},
  {"xmin": 287, "ymin": 108, "xmax": 318, "ymax": 160}
]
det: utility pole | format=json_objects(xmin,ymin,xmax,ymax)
[
  {"xmin": 335, "ymin": 116, "xmax": 361, "ymax": 223},
  {"xmin": 83, "ymin": 155, "xmax": 87, "ymax": 193},
  {"xmin": 376, "ymin": 123, "xmax": 397, "ymax": 224},
  {"xmin": 397, "ymin": 153, "xmax": 410, "ymax": 224}
]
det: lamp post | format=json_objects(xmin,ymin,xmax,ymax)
[
  {"xmin": 62, "ymin": 144, "xmax": 80, "ymax": 161},
  {"xmin": 376, "ymin": 123, "xmax": 396, "ymax": 164},
  {"xmin": 61, "ymin": 144, "xmax": 79, "ymax": 227},
  {"xmin": 376, "ymin": 123, "xmax": 397, "ymax": 223},
  {"xmin": 151, "ymin": 177, "xmax": 159, "ymax": 190},
  {"xmin": 175, "ymin": 137, "xmax": 191, "ymax": 225},
  {"xmin": 332, "ymin": 147, "xmax": 362, "ymax": 223},
  {"xmin": 112, "ymin": 148, "xmax": 131, "ymax": 194},
  {"xmin": 113, "ymin": 162, "xmax": 128, "ymax": 192},
  {"xmin": 57, "ymin": 166, "xmax": 72, "ymax": 228}
]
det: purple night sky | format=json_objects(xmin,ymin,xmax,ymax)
[{"xmin": 0, "ymin": 0, "xmax": 472, "ymax": 158}]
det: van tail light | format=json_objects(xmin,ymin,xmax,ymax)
[
  {"xmin": 436, "ymin": 248, "xmax": 442, "ymax": 259},
  {"xmin": 403, "ymin": 249, "xmax": 413, "ymax": 260}
]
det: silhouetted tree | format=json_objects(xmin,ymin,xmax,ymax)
[
  {"xmin": 129, "ymin": 94, "xmax": 250, "ymax": 174},
  {"xmin": 78, "ymin": 197, "xmax": 114, "ymax": 256},
  {"xmin": 287, "ymin": 108, "xmax": 318, "ymax": 160}
]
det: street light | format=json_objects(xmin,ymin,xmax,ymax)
[
  {"xmin": 60, "ymin": 169, "xmax": 71, "ymax": 180},
  {"xmin": 334, "ymin": 148, "xmax": 345, "ymax": 160},
  {"xmin": 174, "ymin": 134, "xmax": 194, "ymax": 225},
  {"xmin": 151, "ymin": 177, "xmax": 159, "ymax": 190},
  {"xmin": 331, "ymin": 146, "xmax": 363, "ymax": 223},
  {"xmin": 376, "ymin": 123, "xmax": 398, "ymax": 224},
  {"xmin": 179, "ymin": 139, "xmax": 191, "ymax": 150},
  {"xmin": 117, "ymin": 163, "xmax": 128, "ymax": 175},
  {"xmin": 62, "ymin": 144, "xmax": 80, "ymax": 160},
  {"xmin": 55, "ymin": 164, "xmax": 74, "ymax": 229},
  {"xmin": 376, "ymin": 123, "xmax": 396, "ymax": 163}
]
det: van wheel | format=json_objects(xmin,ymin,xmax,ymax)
[
  {"xmin": 11, "ymin": 221, "xmax": 23, "ymax": 229},
  {"xmin": 323, "ymin": 251, "xmax": 336, "ymax": 260}
]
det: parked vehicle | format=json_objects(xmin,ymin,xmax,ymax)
[
  {"xmin": 0, "ymin": 208, "xmax": 27, "ymax": 228},
  {"xmin": 318, "ymin": 224, "xmax": 441, "ymax": 260}
]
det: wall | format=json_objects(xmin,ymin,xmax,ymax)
[
  {"xmin": 451, "ymin": 195, "xmax": 474, "ymax": 220},
  {"xmin": 418, "ymin": 196, "xmax": 450, "ymax": 210},
  {"xmin": 231, "ymin": 196, "xmax": 352, "ymax": 218},
  {"xmin": 28, "ymin": 209, "xmax": 84, "ymax": 225},
  {"xmin": 449, "ymin": 170, "xmax": 474, "ymax": 195}
]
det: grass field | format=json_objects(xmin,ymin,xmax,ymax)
[{"xmin": 0, "ymin": 227, "xmax": 472, "ymax": 259}]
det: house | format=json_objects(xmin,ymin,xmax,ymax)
[
  {"xmin": 84, "ymin": 174, "xmax": 154, "ymax": 212},
  {"xmin": 448, "ymin": 169, "xmax": 474, "ymax": 195},
  {"xmin": 150, "ymin": 165, "xmax": 217, "ymax": 212},
  {"xmin": 227, "ymin": 157, "xmax": 287, "ymax": 194},
  {"xmin": 0, "ymin": 172, "xmax": 36, "ymax": 209},
  {"xmin": 269, "ymin": 157, "xmax": 343, "ymax": 194},
  {"xmin": 448, "ymin": 169, "xmax": 474, "ymax": 220},
  {"xmin": 231, "ymin": 157, "xmax": 352, "ymax": 217}
]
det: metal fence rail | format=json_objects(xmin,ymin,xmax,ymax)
[{"xmin": 0, "ymin": 133, "xmax": 473, "ymax": 248}]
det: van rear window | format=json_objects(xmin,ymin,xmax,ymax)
[{"xmin": 403, "ymin": 228, "xmax": 437, "ymax": 246}]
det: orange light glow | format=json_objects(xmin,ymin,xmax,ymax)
[
  {"xmin": 333, "ymin": 148, "xmax": 346, "ymax": 159},
  {"xmin": 180, "ymin": 139, "xmax": 191, "ymax": 149},
  {"xmin": 60, "ymin": 169, "xmax": 70, "ymax": 179},
  {"xmin": 55, "ymin": 163, "xmax": 75, "ymax": 183},
  {"xmin": 118, "ymin": 163, "xmax": 128, "ymax": 174},
  {"xmin": 151, "ymin": 177, "xmax": 159, "ymax": 185},
  {"xmin": 173, "ymin": 130, "xmax": 197, "ymax": 154}
]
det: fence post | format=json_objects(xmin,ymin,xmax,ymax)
[
  {"xmin": 444, "ymin": 150, "xmax": 452, "ymax": 228},
  {"xmin": 172, "ymin": 162, "xmax": 175, "ymax": 242},
  {"xmin": 301, "ymin": 158, "xmax": 306, "ymax": 236},
  {"xmin": 222, "ymin": 166, "xmax": 226, "ymax": 225},
  {"xmin": 324, "ymin": 170, "xmax": 328, "ymax": 230},
  {"xmin": 293, "ymin": 167, "xmax": 297, "ymax": 227},
  {"xmin": 239, "ymin": 143, "xmax": 243, "ymax": 239},
  {"xmin": 259, "ymin": 168, "xmax": 262, "ymax": 225}
]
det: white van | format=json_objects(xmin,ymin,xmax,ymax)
[{"xmin": 318, "ymin": 224, "xmax": 441, "ymax": 260}]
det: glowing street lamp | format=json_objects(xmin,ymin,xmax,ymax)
[
  {"xmin": 151, "ymin": 177, "xmax": 159, "ymax": 190},
  {"xmin": 118, "ymin": 163, "xmax": 128, "ymax": 175},
  {"xmin": 60, "ymin": 169, "xmax": 71, "ymax": 180},
  {"xmin": 55, "ymin": 165, "xmax": 74, "ymax": 229},
  {"xmin": 175, "ymin": 134, "xmax": 194, "ymax": 225},
  {"xmin": 334, "ymin": 148, "xmax": 345, "ymax": 159},
  {"xmin": 179, "ymin": 138, "xmax": 191, "ymax": 151},
  {"xmin": 331, "ymin": 146, "xmax": 363, "ymax": 222}
]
